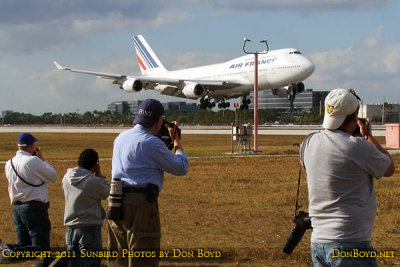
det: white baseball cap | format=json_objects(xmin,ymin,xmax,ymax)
[{"xmin": 323, "ymin": 89, "xmax": 360, "ymax": 130}]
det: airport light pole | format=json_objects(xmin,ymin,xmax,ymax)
[{"xmin": 243, "ymin": 37, "xmax": 269, "ymax": 152}]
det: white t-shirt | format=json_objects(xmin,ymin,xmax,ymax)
[{"xmin": 303, "ymin": 130, "xmax": 391, "ymax": 243}]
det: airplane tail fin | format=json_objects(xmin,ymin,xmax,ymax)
[{"xmin": 133, "ymin": 35, "xmax": 167, "ymax": 75}]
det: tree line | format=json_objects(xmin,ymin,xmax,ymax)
[{"xmin": 1, "ymin": 108, "xmax": 324, "ymax": 126}]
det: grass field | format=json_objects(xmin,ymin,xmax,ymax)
[{"xmin": 0, "ymin": 132, "xmax": 399, "ymax": 266}]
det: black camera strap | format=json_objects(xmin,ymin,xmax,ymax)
[
  {"xmin": 10, "ymin": 159, "xmax": 45, "ymax": 187},
  {"xmin": 294, "ymin": 132, "xmax": 316, "ymax": 215},
  {"xmin": 294, "ymin": 165, "xmax": 302, "ymax": 215}
]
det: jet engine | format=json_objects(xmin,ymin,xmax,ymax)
[
  {"xmin": 296, "ymin": 82, "xmax": 305, "ymax": 93},
  {"xmin": 182, "ymin": 82, "xmax": 205, "ymax": 99},
  {"xmin": 271, "ymin": 87, "xmax": 289, "ymax": 98},
  {"xmin": 271, "ymin": 82, "xmax": 305, "ymax": 99},
  {"xmin": 122, "ymin": 79, "xmax": 143, "ymax": 92}
]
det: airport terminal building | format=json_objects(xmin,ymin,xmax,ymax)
[
  {"xmin": 107, "ymin": 100, "xmax": 197, "ymax": 116},
  {"xmin": 249, "ymin": 89, "xmax": 329, "ymax": 114},
  {"xmin": 248, "ymin": 89, "xmax": 399, "ymax": 123}
]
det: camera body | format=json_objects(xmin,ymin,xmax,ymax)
[
  {"xmin": 107, "ymin": 178, "xmax": 123, "ymax": 221},
  {"xmin": 156, "ymin": 121, "xmax": 181, "ymax": 150},
  {"xmin": 352, "ymin": 118, "xmax": 369, "ymax": 138},
  {"xmin": 283, "ymin": 211, "xmax": 312, "ymax": 255}
]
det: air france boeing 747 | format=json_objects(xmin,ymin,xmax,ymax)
[{"xmin": 54, "ymin": 35, "xmax": 314, "ymax": 110}]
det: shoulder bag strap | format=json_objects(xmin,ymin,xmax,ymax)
[{"xmin": 10, "ymin": 158, "xmax": 45, "ymax": 187}]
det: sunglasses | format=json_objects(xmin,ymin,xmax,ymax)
[{"xmin": 349, "ymin": 89, "xmax": 361, "ymax": 101}]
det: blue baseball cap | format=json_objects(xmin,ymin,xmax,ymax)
[
  {"xmin": 17, "ymin": 133, "xmax": 38, "ymax": 146},
  {"xmin": 133, "ymin": 99, "xmax": 164, "ymax": 128}
]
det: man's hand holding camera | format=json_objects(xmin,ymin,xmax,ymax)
[
  {"xmin": 357, "ymin": 117, "xmax": 371, "ymax": 140},
  {"xmin": 93, "ymin": 161, "xmax": 104, "ymax": 177},
  {"xmin": 166, "ymin": 121, "xmax": 184, "ymax": 152},
  {"xmin": 33, "ymin": 146, "xmax": 44, "ymax": 161}
]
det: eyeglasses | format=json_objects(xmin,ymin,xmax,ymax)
[{"xmin": 349, "ymin": 89, "xmax": 361, "ymax": 101}]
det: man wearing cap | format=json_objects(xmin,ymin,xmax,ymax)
[
  {"xmin": 4, "ymin": 133, "xmax": 57, "ymax": 251},
  {"xmin": 301, "ymin": 89, "xmax": 395, "ymax": 266},
  {"xmin": 108, "ymin": 99, "xmax": 189, "ymax": 267}
]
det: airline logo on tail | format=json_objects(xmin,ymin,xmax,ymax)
[{"xmin": 133, "ymin": 35, "xmax": 166, "ymax": 75}]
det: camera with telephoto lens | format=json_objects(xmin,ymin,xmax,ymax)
[
  {"xmin": 107, "ymin": 178, "xmax": 123, "ymax": 220},
  {"xmin": 156, "ymin": 120, "xmax": 181, "ymax": 150},
  {"xmin": 283, "ymin": 211, "xmax": 312, "ymax": 255},
  {"xmin": 352, "ymin": 118, "xmax": 369, "ymax": 138}
]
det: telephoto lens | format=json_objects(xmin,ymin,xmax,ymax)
[
  {"xmin": 282, "ymin": 211, "xmax": 312, "ymax": 255},
  {"xmin": 107, "ymin": 178, "xmax": 123, "ymax": 220}
]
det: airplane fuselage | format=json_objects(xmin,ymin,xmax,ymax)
[
  {"xmin": 139, "ymin": 48, "xmax": 314, "ymax": 99},
  {"xmin": 54, "ymin": 35, "xmax": 315, "ymax": 109}
]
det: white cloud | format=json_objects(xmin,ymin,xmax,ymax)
[
  {"xmin": 362, "ymin": 25, "xmax": 384, "ymax": 48},
  {"xmin": 0, "ymin": 0, "xmax": 394, "ymax": 54},
  {"xmin": 0, "ymin": 0, "xmax": 190, "ymax": 54},
  {"xmin": 307, "ymin": 27, "xmax": 400, "ymax": 103},
  {"xmin": 207, "ymin": 0, "xmax": 391, "ymax": 12}
]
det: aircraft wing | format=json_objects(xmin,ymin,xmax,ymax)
[
  {"xmin": 139, "ymin": 78, "xmax": 242, "ymax": 88},
  {"xmin": 54, "ymin": 61, "xmax": 242, "ymax": 89},
  {"xmin": 186, "ymin": 79, "xmax": 242, "ymax": 89},
  {"xmin": 53, "ymin": 61, "xmax": 127, "ymax": 82}
]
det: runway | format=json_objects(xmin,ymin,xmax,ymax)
[{"xmin": 0, "ymin": 125, "xmax": 387, "ymax": 136}]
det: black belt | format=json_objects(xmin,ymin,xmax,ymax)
[
  {"xmin": 14, "ymin": 200, "xmax": 49, "ymax": 208},
  {"xmin": 123, "ymin": 186, "xmax": 147, "ymax": 194}
]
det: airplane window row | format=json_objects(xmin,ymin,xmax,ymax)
[
  {"xmin": 277, "ymin": 65, "xmax": 301, "ymax": 69},
  {"xmin": 289, "ymin": 51, "xmax": 302, "ymax": 55}
]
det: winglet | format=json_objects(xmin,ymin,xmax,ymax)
[{"xmin": 53, "ymin": 61, "xmax": 70, "ymax": 71}]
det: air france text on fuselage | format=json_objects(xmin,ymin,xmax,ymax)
[{"xmin": 229, "ymin": 58, "xmax": 277, "ymax": 69}]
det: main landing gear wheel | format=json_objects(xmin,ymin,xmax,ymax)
[
  {"xmin": 240, "ymin": 97, "xmax": 250, "ymax": 110},
  {"xmin": 217, "ymin": 98, "xmax": 230, "ymax": 109},
  {"xmin": 198, "ymin": 97, "xmax": 216, "ymax": 110}
]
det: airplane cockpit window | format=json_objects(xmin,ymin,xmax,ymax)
[{"xmin": 289, "ymin": 51, "xmax": 302, "ymax": 55}]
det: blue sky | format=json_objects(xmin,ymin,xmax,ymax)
[{"xmin": 0, "ymin": 0, "xmax": 399, "ymax": 114}]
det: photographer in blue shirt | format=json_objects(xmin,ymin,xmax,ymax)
[{"xmin": 108, "ymin": 99, "xmax": 188, "ymax": 267}]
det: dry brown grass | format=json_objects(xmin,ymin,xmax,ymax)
[{"xmin": 0, "ymin": 133, "xmax": 398, "ymax": 266}]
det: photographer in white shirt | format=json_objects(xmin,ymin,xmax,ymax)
[{"xmin": 4, "ymin": 133, "xmax": 57, "ymax": 252}]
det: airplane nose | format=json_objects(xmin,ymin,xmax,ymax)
[{"xmin": 305, "ymin": 59, "xmax": 315, "ymax": 76}]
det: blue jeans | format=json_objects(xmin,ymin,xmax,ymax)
[
  {"xmin": 66, "ymin": 226, "xmax": 102, "ymax": 267},
  {"xmin": 311, "ymin": 242, "xmax": 378, "ymax": 267},
  {"xmin": 12, "ymin": 202, "xmax": 51, "ymax": 250}
]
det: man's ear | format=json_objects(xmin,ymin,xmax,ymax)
[{"xmin": 158, "ymin": 116, "xmax": 164, "ymax": 126}]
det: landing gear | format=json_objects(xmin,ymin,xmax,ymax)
[
  {"xmin": 287, "ymin": 83, "xmax": 301, "ymax": 109},
  {"xmin": 240, "ymin": 96, "xmax": 250, "ymax": 110},
  {"xmin": 217, "ymin": 98, "xmax": 230, "ymax": 109},
  {"xmin": 288, "ymin": 88, "xmax": 296, "ymax": 107},
  {"xmin": 197, "ymin": 97, "xmax": 216, "ymax": 110}
]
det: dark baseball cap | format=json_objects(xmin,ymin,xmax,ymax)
[
  {"xmin": 133, "ymin": 99, "xmax": 165, "ymax": 128},
  {"xmin": 17, "ymin": 133, "xmax": 38, "ymax": 146}
]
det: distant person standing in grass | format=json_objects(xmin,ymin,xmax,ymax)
[
  {"xmin": 4, "ymin": 133, "xmax": 57, "ymax": 254},
  {"xmin": 62, "ymin": 148, "xmax": 110, "ymax": 266},
  {"xmin": 302, "ymin": 89, "xmax": 395, "ymax": 267}
]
